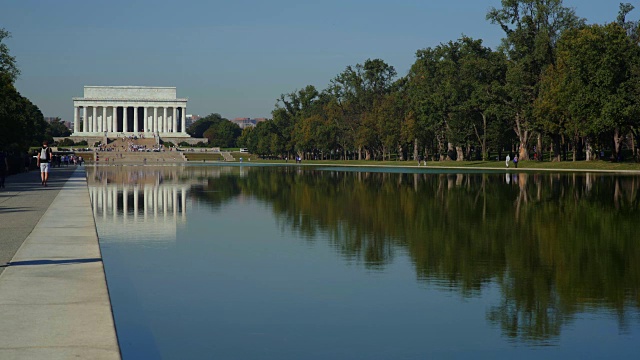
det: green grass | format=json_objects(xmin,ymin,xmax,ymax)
[
  {"xmin": 243, "ymin": 158, "xmax": 640, "ymax": 172},
  {"xmin": 184, "ymin": 153, "xmax": 225, "ymax": 161}
]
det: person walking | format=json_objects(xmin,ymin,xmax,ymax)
[
  {"xmin": 513, "ymin": 155, "xmax": 519, "ymax": 168},
  {"xmin": 37, "ymin": 141, "xmax": 53, "ymax": 186},
  {"xmin": 505, "ymin": 154, "xmax": 510, "ymax": 168}
]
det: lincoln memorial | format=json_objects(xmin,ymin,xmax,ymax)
[{"xmin": 72, "ymin": 86, "xmax": 190, "ymax": 138}]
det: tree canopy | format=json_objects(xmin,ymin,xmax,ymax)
[{"xmin": 243, "ymin": 2, "xmax": 640, "ymax": 163}]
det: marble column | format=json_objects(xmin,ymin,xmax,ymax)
[
  {"xmin": 92, "ymin": 106, "xmax": 97, "ymax": 132},
  {"xmin": 102, "ymin": 107, "xmax": 107, "ymax": 133},
  {"xmin": 153, "ymin": 107, "xmax": 158, "ymax": 134},
  {"xmin": 111, "ymin": 107, "xmax": 117, "ymax": 132},
  {"xmin": 173, "ymin": 107, "xmax": 177, "ymax": 133},
  {"xmin": 88, "ymin": 106, "xmax": 93, "ymax": 132},
  {"xmin": 123, "ymin": 106, "xmax": 128, "ymax": 132},
  {"xmin": 133, "ymin": 106, "xmax": 138, "ymax": 133},
  {"xmin": 73, "ymin": 106, "xmax": 79, "ymax": 134},
  {"xmin": 182, "ymin": 107, "xmax": 187, "ymax": 133},
  {"xmin": 163, "ymin": 107, "xmax": 167, "ymax": 133},
  {"xmin": 144, "ymin": 107, "xmax": 149, "ymax": 133}
]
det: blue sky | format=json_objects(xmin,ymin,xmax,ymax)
[{"xmin": 0, "ymin": 0, "xmax": 633, "ymax": 122}]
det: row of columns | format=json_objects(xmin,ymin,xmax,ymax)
[
  {"xmin": 73, "ymin": 105, "xmax": 187, "ymax": 134},
  {"xmin": 90, "ymin": 185, "xmax": 187, "ymax": 219}
]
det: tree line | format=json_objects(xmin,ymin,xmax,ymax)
[
  {"xmin": 0, "ymin": 28, "xmax": 49, "ymax": 154},
  {"xmin": 238, "ymin": 1, "xmax": 640, "ymax": 162}
]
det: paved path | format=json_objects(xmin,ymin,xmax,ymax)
[
  {"xmin": 0, "ymin": 167, "xmax": 121, "ymax": 359},
  {"xmin": 0, "ymin": 167, "xmax": 76, "ymax": 275}
]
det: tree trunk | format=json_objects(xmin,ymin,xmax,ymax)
[
  {"xmin": 575, "ymin": 136, "xmax": 584, "ymax": 161},
  {"xmin": 613, "ymin": 127, "xmax": 623, "ymax": 161},
  {"xmin": 473, "ymin": 114, "xmax": 488, "ymax": 160},
  {"xmin": 552, "ymin": 135, "xmax": 561, "ymax": 162},
  {"xmin": 514, "ymin": 113, "xmax": 530, "ymax": 160},
  {"xmin": 482, "ymin": 114, "xmax": 487, "ymax": 160},
  {"xmin": 413, "ymin": 138, "xmax": 419, "ymax": 162},
  {"xmin": 456, "ymin": 146, "xmax": 464, "ymax": 161},
  {"xmin": 585, "ymin": 138, "xmax": 594, "ymax": 161},
  {"xmin": 446, "ymin": 142, "xmax": 455, "ymax": 161},
  {"xmin": 537, "ymin": 133, "xmax": 543, "ymax": 161},
  {"xmin": 631, "ymin": 132, "xmax": 636, "ymax": 162},
  {"xmin": 436, "ymin": 133, "xmax": 445, "ymax": 161}
]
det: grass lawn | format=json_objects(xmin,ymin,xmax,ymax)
[
  {"xmin": 243, "ymin": 158, "xmax": 640, "ymax": 172},
  {"xmin": 184, "ymin": 153, "xmax": 225, "ymax": 161}
]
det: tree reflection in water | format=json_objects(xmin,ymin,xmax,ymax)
[{"xmin": 190, "ymin": 167, "xmax": 640, "ymax": 343}]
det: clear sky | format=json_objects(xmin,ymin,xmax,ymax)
[{"xmin": 0, "ymin": 0, "xmax": 634, "ymax": 122}]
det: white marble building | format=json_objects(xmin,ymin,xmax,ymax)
[{"xmin": 72, "ymin": 86, "xmax": 189, "ymax": 137}]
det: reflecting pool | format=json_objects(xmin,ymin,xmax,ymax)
[{"xmin": 88, "ymin": 165, "xmax": 640, "ymax": 359}]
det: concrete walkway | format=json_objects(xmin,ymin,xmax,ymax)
[{"xmin": 0, "ymin": 167, "xmax": 120, "ymax": 359}]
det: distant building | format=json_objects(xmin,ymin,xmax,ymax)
[
  {"xmin": 72, "ymin": 85, "xmax": 189, "ymax": 137},
  {"xmin": 186, "ymin": 114, "xmax": 200, "ymax": 129},
  {"xmin": 231, "ymin": 117, "xmax": 267, "ymax": 129},
  {"xmin": 45, "ymin": 117, "xmax": 73, "ymax": 130}
]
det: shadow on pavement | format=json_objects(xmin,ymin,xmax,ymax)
[
  {"xmin": 0, "ymin": 206, "xmax": 33, "ymax": 214},
  {"xmin": 1, "ymin": 258, "xmax": 102, "ymax": 267}
]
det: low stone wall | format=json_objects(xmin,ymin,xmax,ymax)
[
  {"xmin": 54, "ymin": 136, "xmax": 104, "ymax": 144},
  {"xmin": 162, "ymin": 137, "xmax": 207, "ymax": 145},
  {"xmin": 55, "ymin": 136, "xmax": 207, "ymax": 146}
]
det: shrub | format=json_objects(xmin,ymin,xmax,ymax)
[{"xmin": 58, "ymin": 138, "xmax": 75, "ymax": 146}]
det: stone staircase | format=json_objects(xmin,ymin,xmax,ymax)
[
  {"xmin": 221, "ymin": 152, "xmax": 235, "ymax": 161},
  {"xmin": 94, "ymin": 150, "xmax": 185, "ymax": 164}
]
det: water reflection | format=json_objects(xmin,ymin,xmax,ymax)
[
  {"xmin": 89, "ymin": 165, "xmax": 640, "ymax": 347},
  {"xmin": 189, "ymin": 167, "xmax": 640, "ymax": 343}
]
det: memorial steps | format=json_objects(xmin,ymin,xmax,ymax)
[{"xmin": 94, "ymin": 151, "xmax": 186, "ymax": 164}]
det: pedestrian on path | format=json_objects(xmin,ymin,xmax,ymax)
[
  {"xmin": 37, "ymin": 141, "xmax": 53, "ymax": 187},
  {"xmin": 505, "ymin": 154, "xmax": 510, "ymax": 168}
]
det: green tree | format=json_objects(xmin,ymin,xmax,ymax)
[
  {"xmin": 46, "ymin": 117, "xmax": 72, "ymax": 138},
  {"xmin": 487, "ymin": 0, "xmax": 584, "ymax": 160},
  {"xmin": 187, "ymin": 113, "xmax": 226, "ymax": 138},
  {"xmin": 458, "ymin": 37, "xmax": 508, "ymax": 160},
  {"xmin": 543, "ymin": 22, "xmax": 640, "ymax": 161},
  {"xmin": 203, "ymin": 120, "xmax": 241, "ymax": 148},
  {"xmin": 0, "ymin": 28, "xmax": 20, "ymax": 83},
  {"xmin": 274, "ymin": 85, "xmax": 320, "ymax": 159}
]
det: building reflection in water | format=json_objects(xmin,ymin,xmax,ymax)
[
  {"xmin": 87, "ymin": 166, "xmax": 192, "ymax": 244},
  {"xmin": 86, "ymin": 165, "xmax": 250, "ymax": 243}
]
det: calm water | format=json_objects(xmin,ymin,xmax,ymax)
[{"xmin": 88, "ymin": 165, "xmax": 640, "ymax": 359}]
